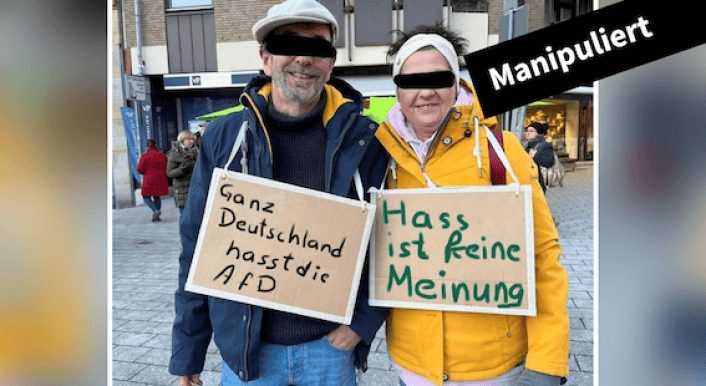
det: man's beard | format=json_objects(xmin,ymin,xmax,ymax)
[{"xmin": 272, "ymin": 64, "xmax": 326, "ymax": 104}]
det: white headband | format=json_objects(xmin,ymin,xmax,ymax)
[{"xmin": 392, "ymin": 34, "xmax": 460, "ymax": 91}]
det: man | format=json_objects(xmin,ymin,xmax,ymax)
[{"xmin": 168, "ymin": 0, "xmax": 389, "ymax": 385}]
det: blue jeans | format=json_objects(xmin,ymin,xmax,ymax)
[
  {"xmin": 222, "ymin": 336, "xmax": 356, "ymax": 386},
  {"xmin": 143, "ymin": 196, "xmax": 161, "ymax": 212}
]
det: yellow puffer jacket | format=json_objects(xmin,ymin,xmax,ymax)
[{"xmin": 375, "ymin": 79, "xmax": 569, "ymax": 385}]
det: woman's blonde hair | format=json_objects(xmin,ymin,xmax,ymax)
[{"xmin": 177, "ymin": 130, "xmax": 194, "ymax": 143}]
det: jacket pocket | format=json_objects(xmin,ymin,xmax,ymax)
[{"xmin": 499, "ymin": 315, "xmax": 527, "ymax": 359}]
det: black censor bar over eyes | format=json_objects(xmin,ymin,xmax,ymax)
[
  {"xmin": 464, "ymin": 1, "xmax": 706, "ymax": 117},
  {"xmin": 264, "ymin": 35, "xmax": 337, "ymax": 58},
  {"xmin": 394, "ymin": 71, "xmax": 456, "ymax": 89}
]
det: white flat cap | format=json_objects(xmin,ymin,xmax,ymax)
[{"xmin": 252, "ymin": 0, "xmax": 339, "ymax": 44}]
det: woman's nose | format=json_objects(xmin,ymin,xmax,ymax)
[{"xmin": 418, "ymin": 88, "xmax": 436, "ymax": 97}]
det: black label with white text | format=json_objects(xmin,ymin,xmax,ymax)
[{"xmin": 465, "ymin": 1, "xmax": 706, "ymax": 117}]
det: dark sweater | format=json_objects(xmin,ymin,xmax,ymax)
[{"xmin": 260, "ymin": 93, "xmax": 339, "ymax": 345}]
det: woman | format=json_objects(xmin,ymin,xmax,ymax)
[
  {"xmin": 137, "ymin": 139, "xmax": 169, "ymax": 222},
  {"xmin": 167, "ymin": 131, "xmax": 198, "ymax": 218},
  {"xmin": 523, "ymin": 122, "xmax": 555, "ymax": 192},
  {"xmin": 376, "ymin": 25, "xmax": 569, "ymax": 386}
]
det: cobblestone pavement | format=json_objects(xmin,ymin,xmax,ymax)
[{"xmin": 112, "ymin": 163, "xmax": 594, "ymax": 386}]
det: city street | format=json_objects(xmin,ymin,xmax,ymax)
[{"xmin": 112, "ymin": 162, "xmax": 594, "ymax": 386}]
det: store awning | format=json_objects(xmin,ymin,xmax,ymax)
[{"xmin": 197, "ymin": 105, "xmax": 244, "ymax": 121}]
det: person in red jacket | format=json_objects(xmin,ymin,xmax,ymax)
[{"xmin": 137, "ymin": 139, "xmax": 169, "ymax": 222}]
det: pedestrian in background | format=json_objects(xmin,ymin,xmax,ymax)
[
  {"xmin": 523, "ymin": 122, "xmax": 555, "ymax": 193},
  {"xmin": 137, "ymin": 139, "xmax": 169, "ymax": 222},
  {"xmin": 376, "ymin": 24, "xmax": 569, "ymax": 386},
  {"xmin": 169, "ymin": 0, "xmax": 388, "ymax": 385},
  {"xmin": 166, "ymin": 131, "xmax": 198, "ymax": 218}
]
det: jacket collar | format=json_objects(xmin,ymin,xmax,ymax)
[
  {"xmin": 239, "ymin": 74, "xmax": 361, "ymax": 129},
  {"xmin": 378, "ymin": 79, "xmax": 498, "ymax": 162}
]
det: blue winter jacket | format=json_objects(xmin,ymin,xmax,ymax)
[{"xmin": 169, "ymin": 75, "xmax": 389, "ymax": 381}]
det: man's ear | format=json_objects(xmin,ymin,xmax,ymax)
[{"xmin": 260, "ymin": 48, "xmax": 273, "ymax": 76}]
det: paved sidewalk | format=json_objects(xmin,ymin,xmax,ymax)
[{"xmin": 112, "ymin": 163, "xmax": 594, "ymax": 386}]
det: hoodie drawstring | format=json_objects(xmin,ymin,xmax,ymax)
[
  {"xmin": 423, "ymin": 170, "xmax": 437, "ymax": 188},
  {"xmin": 224, "ymin": 119, "xmax": 249, "ymax": 174},
  {"xmin": 473, "ymin": 115, "xmax": 482, "ymax": 178},
  {"xmin": 389, "ymin": 158, "xmax": 398, "ymax": 188}
]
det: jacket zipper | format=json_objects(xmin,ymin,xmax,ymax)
[
  {"xmin": 421, "ymin": 108, "xmax": 455, "ymax": 168},
  {"xmin": 238, "ymin": 93, "xmax": 258, "ymax": 380},
  {"xmin": 243, "ymin": 305, "xmax": 252, "ymax": 380},
  {"xmin": 418, "ymin": 108, "xmax": 456, "ymax": 185}
]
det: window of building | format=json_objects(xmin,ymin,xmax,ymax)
[
  {"xmin": 450, "ymin": 0, "xmax": 488, "ymax": 13},
  {"xmin": 168, "ymin": 0, "xmax": 212, "ymax": 9},
  {"xmin": 551, "ymin": 0, "xmax": 592, "ymax": 24}
]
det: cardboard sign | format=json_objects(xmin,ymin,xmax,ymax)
[
  {"xmin": 369, "ymin": 185, "xmax": 536, "ymax": 316},
  {"xmin": 186, "ymin": 168, "xmax": 376, "ymax": 324}
]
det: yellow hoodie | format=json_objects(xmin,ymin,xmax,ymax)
[{"xmin": 375, "ymin": 79, "xmax": 569, "ymax": 385}]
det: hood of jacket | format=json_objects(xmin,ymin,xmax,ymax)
[
  {"xmin": 383, "ymin": 77, "xmax": 496, "ymax": 140},
  {"xmin": 241, "ymin": 75, "xmax": 366, "ymax": 109},
  {"xmin": 239, "ymin": 74, "xmax": 364, "ymax": 126},
  {"xmin": 237, "ymin": 75, "xmax": 369, "ymax": 165},
  {"xmin": 376, "ymin": 78, "xmax": 499, "ymax": 187}
]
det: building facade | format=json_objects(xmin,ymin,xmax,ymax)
[{"xmin": 112, "ymin": 0, "xmax": 592, "ymax": 207}]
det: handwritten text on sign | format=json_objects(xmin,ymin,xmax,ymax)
[
  {"xmin": 369, "ymin": 186, "xmax": 536, "ymax": 316},
  {"xmin": 186, "ymin": 169, "xmax": 375, "ymax": 324}
]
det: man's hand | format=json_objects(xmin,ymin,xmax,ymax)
[
  {"xmin": 178, "ymin": 374, "xmax": 202, "ymax": 386},
  {"xmin": 327, "ymin": 325, "xmax": 361, "ymax": 350}
]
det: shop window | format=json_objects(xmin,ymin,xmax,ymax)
[
  {"xmin": 404, "ymin": 0, "xmax": 444, "ymax": 33},
  {"xmin": 584, "ymin": 102, "xmax": 593, "ymax": 161},
  {"xmin": 355, "ymin": 0, "xmax": 394, "ymax": 46},
  {"xmin": 318, "ymin": 0, "xmax": 346, "ymax": 48},
  {"xmin": 551, "ymin": 0, "xmax": 592, "ymax": 24},
  {"xmin": 524, "ymin": 100, "xmax": 579, "ymax": 158}
]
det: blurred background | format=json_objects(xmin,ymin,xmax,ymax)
[
  {"xmin": 597, "ymin": 25, "xmax": 706, "ymax": 386},
  {"xmin": 597, "ymin": 0, "xmax": 706, "ymax": 384},
  {"xmin": 0, "ymin": 0, "xmax": 704, "ymax": 384},
  {"xmin": 0, "ymin": 0, "xmax": 108, "ymax": 384}
]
